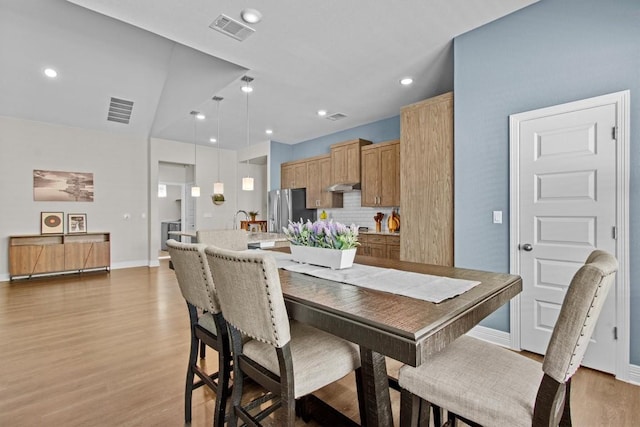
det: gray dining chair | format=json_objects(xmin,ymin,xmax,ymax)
[
  {"xmin": 398, "ymin": 249, "xmax": 618, "ymax": 427},
  {"xmin": 196, "ymin": 229, "xmax": 248, "ymax": 250},
  {"xmin": 205, "ymin": 246, "xmax": 363, "ymax": 427},
  {"xmin": 166, "ymin": 239, "xmax": 231, "ymax": 427}
]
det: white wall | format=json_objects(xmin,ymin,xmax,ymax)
[{"xmin": 0, "ymin": 116, "xmax": 149, "ymax": 279}]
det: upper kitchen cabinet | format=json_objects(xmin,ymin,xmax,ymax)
[
  {"xmin": 306, "ymin": 154, "xmax": 343, "ymax": 209},
  {"xmin": 330, "ymin": 138, "xmax": 372, "ymax": 185},
  {"xmin": 361, "ymin": 139, "xmax": 400, "ymax": 207},
  {"xmin": 400, "ymin": 92, "xmax": 453, "ymax": 266},
  {"xmin": 281, "ymin": 159, "xmax": 308, "ymax": 189}
]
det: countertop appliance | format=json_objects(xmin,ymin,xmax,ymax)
[{"xmin": 268, "ymin": 189, "xmax": 316, "ymax": 233}]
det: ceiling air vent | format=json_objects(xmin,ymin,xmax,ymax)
[
  {"xmin": 326, "ymin": 112, "xmax": 347, "ymax": 121},
  {"xmin": 209, "ymin": 14, "xmax": 255, "ymax": 41},
  {"xmin": 107, "ymin": 97, "xmax": 134, "ymax": 124}
]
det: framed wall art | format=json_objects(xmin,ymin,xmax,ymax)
[
  {"xmin": 33, "ymin": 169, "xmax": 94, "ymax": 202},
  {"xmin": 67, "ymin": 213, "xmax": 87, "ymax": 234},
  {"xmin": 41, "ymin": 212, "xmax": 64, "ymax": 234}
]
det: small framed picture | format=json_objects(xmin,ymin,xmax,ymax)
[
  {"xmin": 67, "ymin": 213, "xmax": 87, "ymax": 234},
  {"xmin": 41, "ymin": 212, "xmax": 64, "ymax": 234}
]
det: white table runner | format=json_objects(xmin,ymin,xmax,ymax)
[{"xmin": 259, "ymin": 250, "xmax": 480, "ymax": 303}]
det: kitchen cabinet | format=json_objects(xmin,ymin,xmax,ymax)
[
  {"xmin": 330, "ymin": 138, "xmax": 371, "ymax": 185},
  {"xmin": 281, "ymin": 159, "xmax": 308, "ymax": 189},
  {"xmin": 361, "ymin": 139, "xmax": 400, "ymax": 207},
  {"xmin": 9, "ymin": 232, "xmax": 111, "ymax": 280},
  {"xmin": 357, "ymin": 233, "xmax": 400, "ymax": 259},
  {"xmin": 400, "ymin": 92, "xmax": 453, "ymax": 266},
  {"xmin": 306, "ymin": 154, "xmax": 343, "ymax": 209}
]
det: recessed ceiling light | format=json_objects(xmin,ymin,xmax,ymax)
[
  {"xmin": 44, "ymin": 68, "xmax": 58, "ymax": 78},
  {"xmin": 265, "ymin": 129, "xmax": 273, "ymax": 135},
  {"xmin": 209, "ymin": 137, "xmax": 217, "ymax": 143},
  {"xmin": 196, "ymin": 113, "xmax": 206, "ymax": 120},
  {"xmin": 317, "ymin": 110, "xmax": 327, "ymax": 117},
  {"xmin": 240, "ymin": 8, "xmax": 262, "ymax": 24},
  {"xmin": 400, "ymin": 77, "xmax": 413, "ymax": 86}
]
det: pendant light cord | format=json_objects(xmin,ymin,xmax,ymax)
[{"xmin": 216, "ymin": 100, "xmax": 221, "ymax": 181}]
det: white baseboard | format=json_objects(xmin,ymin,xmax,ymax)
[
  {"xmin": 465, "ymin": 325, "xmax": 512, "ymax": 348},
  {"xmin": 629, "ymin": 364, "xmax": 640, "ymax": 386},
  {"xmin": 111, "ymin": 260, "xmax": 152, "ymax": 269}
]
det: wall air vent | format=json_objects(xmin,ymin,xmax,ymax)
[
  {"xmin": 326, "ymin": 112, "xmax": 347, "ymax": 121},
  {"xmin": 107, "ymin": 97, "xmax": 134, "ymax": 124},
  {"xmin": 209, "ymin": 14, "xmax": 255, "ymax": 41}
]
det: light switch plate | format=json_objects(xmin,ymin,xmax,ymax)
[{"xmin": 493, "ymin": 210, "xmax": 502, "ymax": 224}]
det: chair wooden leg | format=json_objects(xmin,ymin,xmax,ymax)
[
  {"xmin": 185, "ymin": 330, "xmax": 199, "ymax": 423},
  {"xmin": 400, "ymin": 389, "xmax": 430, "ymax": 427},
  {"xmin": 213, "ymin": 344, "xmax": 231, "ymax": 427},
  {"xmin": 560, "ymin": 378, "xmax": 572, "ymax": 426},
  {"xmin": 200, "ymin": 340, "xmax": 206, "ymax": 359},
  {"xmin": 432, "ymin": 404, "xmax": 442, "ymax": 427},
  {"xmin": 355, "ymin": 368, "xmax": 367, "ymax": 427}
]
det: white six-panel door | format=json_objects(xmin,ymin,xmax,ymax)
[{"xmin": 516, "ymin": 102, "xmax": 618, "ymax": 373}]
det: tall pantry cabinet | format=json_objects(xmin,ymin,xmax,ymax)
[{"xmin": 400, "ymin": 92, "xmax": 454, "ymax": 266}]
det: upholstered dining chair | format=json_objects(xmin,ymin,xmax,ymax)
[
  {"xmin": 398, "ymin": 249, "xmax": 618, "ymax": 427},
  {"xmin": 196, "ymin": 229, "xmax": 248, "ymax": 250},
  {"xmin": 194, "ymin": 229, "xmax": 248, "ymax": 359},
  {"xmin": 166, "ymin": 239, "xmax": 231, "ymax": 427},
  {"xmin": 205, "ymin": 246, "xmax": 363, "ymax": 427}
]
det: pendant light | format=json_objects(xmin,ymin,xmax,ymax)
[
  {"xmin": 190, "ymin": 110, "xmax": 203, "ymax": 197},
  {"xmin": 241, "ymin": 76, "xmax": 254, "ymax": 191},
  {"xmin": 212, "ymin": 96, "xmax": 225, "ymax": 205}
]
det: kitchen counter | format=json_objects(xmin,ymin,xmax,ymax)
[
  {"xmin": 359, "ymin": 231, "xmax": 401, "ymax": 236},
  {"xmin": 247, "ymin": 232, "xmax": 290, "ymax": 249}
]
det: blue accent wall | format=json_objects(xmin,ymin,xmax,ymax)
[
  {"xmin": 292, "ymin": 116, "xmax": 400, "ymax": 159},
  {"xmin": 454, "ymin": 0, "xmax": 640, "ymax": 363},
  {"xmin": 269, "ymin": 141, "xmax": 293, "ymax": 190}
]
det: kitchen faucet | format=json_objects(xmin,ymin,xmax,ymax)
[{"xmin": 233, "ymin": 210, "xmax": 249, "ymax": 229}]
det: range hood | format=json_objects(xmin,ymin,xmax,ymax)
[{"xmin": 326, "ymin": 182, "xmax": 361, "ymax": 192}]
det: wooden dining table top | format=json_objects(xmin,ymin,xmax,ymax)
[{"xmin": 278, "ymin": 253, "xmax": 522, "ymax": 367}]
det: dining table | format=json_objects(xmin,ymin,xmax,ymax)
[{"xmin": 275, "ymin": 252, "xmax": 522, "ymax": 427}]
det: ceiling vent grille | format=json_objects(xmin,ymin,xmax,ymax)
[
  {"xmin": 210, "ymin": 14, "xmax": 255, "ymax": 41},
  {"xmin": 107, "ymin": 97, "xmax": 134, "ymax": 124},
  {"xmin": 326, "ymin": 112, "xmax": 347, "ymax": 121}
]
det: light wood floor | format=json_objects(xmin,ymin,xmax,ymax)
[{"xmin": 1, "ymin": 261, "xmax": 638, "ymax": 426}]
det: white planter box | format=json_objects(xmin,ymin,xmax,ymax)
[{"xmin": 290, "ymin": 246, "xmax": 356, "ymax": 270}]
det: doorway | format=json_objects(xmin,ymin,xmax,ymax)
[{"xmin": 509, "ymin": 91, "xmax": 629, "ymax": 377}]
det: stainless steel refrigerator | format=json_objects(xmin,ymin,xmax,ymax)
[{"xmin": 268, "ymin": 189, "xmax": 317, "ymax": 233}]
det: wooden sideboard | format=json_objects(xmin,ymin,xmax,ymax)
[{"xmin": 9, "ymin": 232, "xmax": 111, "ymax": 280}]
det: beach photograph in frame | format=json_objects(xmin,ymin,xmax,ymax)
[
  {"xmin": 41, "ymin": 212, "xmax": 64, "ymax": 234},
  {"xmin": 67, "ymin": 213, "xmax": 87, "ymax": 234},
  {"xmin": 33, "ymin": 170, "xmax": 94, "ymax": 202}
]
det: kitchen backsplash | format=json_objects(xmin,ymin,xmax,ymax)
[{"xmin": 318, "ymin": 192, "xmax": 399, "ymax": 232}]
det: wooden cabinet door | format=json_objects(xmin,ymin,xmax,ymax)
[
  {"xmin": 369, "ymin": 243, "xmax": 386, "ymax": 258},
  {"xmin": 345, "ymin": 143, "xmax": 362, "ymax": 184},
  {"xmin": 361, "ymin": 147, "xmax": 379, "ymax": 207},
  {"xmin": 331, "ymin": 144, "xmax": 349, "ymax": 185},
  {"xmin": 293, "ymin": 162, "xmax": 308, "ymax": 188},
  {"xmin": 401, "ymin": 92, "xmax": 453, "ymax": 265},
  {"xmin": 65, "ymin": 243, "xmax": 90, "ymax": 270},
  {"xmin": 281, "ymin": 164, "xmax": 294, "ymax": 189},
  {"xmin": 306, "ymin": 159, "xmax": 321, "ymax": 208},
  {"xmin": 379, "ymin": 142, "xmax": 399, "ymax": 206},
  {"xmin": 319, "ymin": 156, "xmax": 342, "ymax": 208},
  {"xmin": 85, "ymin": 242, "xmax": 110, "ymax": 269},
  {"xmin": 10, "ymin": 245, "xmax": 64, "ymax": 275}
]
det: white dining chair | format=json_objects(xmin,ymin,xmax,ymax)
[
  {"xmin": 166, "ymin": 239, "xmax": 231, "ymax": 427},
  {"xmin": 196, "ymin": 229, "xmax": 248, "ymax": 250},
  {"xmin": 398, "ymin": 249, "xmax": 618, "ymax": 427},
  {"xmin": 205, "ymin": 246, "xmax": 364, "ymax": 426}
]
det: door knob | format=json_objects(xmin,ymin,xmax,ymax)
[{"xmin": 520, "ymin": 243, "xmax": 533, "ymax": 252}]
